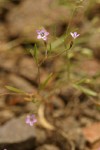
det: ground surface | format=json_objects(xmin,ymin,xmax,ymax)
[{"xmin": 0, "ymin": 0, "xmax": 100, "ymax": 150}]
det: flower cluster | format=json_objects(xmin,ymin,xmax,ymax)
[{"xmin": 36, "ymin": 28, "xmax": 80, "ymax": 41}]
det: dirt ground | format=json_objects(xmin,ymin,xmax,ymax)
[{"xmin": 0, "ymin": 0, "xmax": 100, "ymax": 150}]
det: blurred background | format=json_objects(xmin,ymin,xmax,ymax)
[{"xmin": 0, "ymin": 0, "xmax": 100, "ymax": 150}]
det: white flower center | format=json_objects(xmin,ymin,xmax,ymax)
[{"xmin": 41, "ymin": 32, "xmax": 45, "ymax": 37}]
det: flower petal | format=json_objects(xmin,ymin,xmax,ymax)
[
  {"xmin": 43, "ymin": 36, "xmax": 47, "ymax": 40},
  {"xmin": 45, "ymin": 32, "xmax": 49, "ymax": 36},
  {"xmin": 76, "ymin": 34, "xmax": 80, "ymax": 37},
  {"xmin": 37, "ymin": 35, "xmax": 42, "ymax": 39},
  {"xmin": 30, "ymin": 122, "xmax": 34, "ymax": 126},
  {"xmin": 33, "ymin": 119, "xmax": 37, "ymax": 123},
  {"xmin": 70, "ymin": 32, "xmax": 74, "ymax": 38},
  {"xmin": 36, "ymin": 30, "xmax": 41, "ymax": 34}
]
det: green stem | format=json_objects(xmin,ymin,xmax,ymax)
[
  {"xmin": 44, "ymin": 41, "xmax": 48, "ymax": 59},
  {"xmin": 34, "ymin": 55, "xmax": 41, "ymax": 92},
  {"xmin": 45, "ymin": 49, "xmax": 48, "ymax": 59},
  {"xmin": 66, "ymin": 51, "xmax": 71, "ymax": 82},
  {"xmin": 37, "ymin": 64, "xmax": 41, "ymax": 87}
]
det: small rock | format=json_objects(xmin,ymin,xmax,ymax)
[
  {"xmin": 82, "ymin": 122, "xmax": 100, "ymax": 143},
  {"xmin": 0, "ymin": 96, "xmax": 5, "ymax": 108},
  {"xmin": 18, "ymin": 57, "xmax": 37, "ymax": 81},
  {"xmin": 88, "ymin": 32, "xmax": 100, "ymax": 59},
  {"xmin": 8, "ymin": 74, "xmax": 36, "ymax": 93},
  {"xmin": 91, "ymin": 139, "xmax": 100, "ymax": 150},
  {"xmin": 58, "ymin": 86, "xmax": 76, "ymax": 104},
  {"xmin": 36, "ymin": 144, "xmax": 60, "ymax": 150},
  {"xmin": 0, "ymin": 24, "xmax": 8, "ymax": 41},
  {"xmin": 0, "ymin": 110, "xmax": 14, "ymax": 124},
  {"xmin": 79, "ymin": 59, "xmax": 100, "ymax": 76},
  {"xmin": 51, "ymin": 96, "xmax": 64, "ymax": 109},
  {"xmin": 35, "ymin": 127, "xmax": 47, "ymax": 144},
  {"xmin": 0, "ymin": 116, "xmax": 36, "ymax": 150},
  {"xmin": 0, "ymin": 52, "xmax": 16, "ymax": 70},
  {"xmin": 57, "ymin": 117, "xmax": 86, "ymax": 150}
]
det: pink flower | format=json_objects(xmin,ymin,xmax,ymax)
[
  {"xmin": 36, "ymin": 28, "xmax": 49, "ymax": 41},
  {"xmin": 26, "ymin": 114, "xmax": 37, "ymax": 126},
  {"xmin": 70, "ymin": 32, "xmax": 80, "ymax": 39}
]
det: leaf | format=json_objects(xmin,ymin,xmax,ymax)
[
  {"xmin": 29, "ymin": 49, "xmax": 34, "ymax": 57},
  {"xmin": 39, "ymin": 73, "xmax": 53, "ymax": 90},
  {"xmin": 47, "ymin": 35, "xmax": 66, "ymax": 50},
  {"xmin": 73, "ymin": 84, "xmax": 97, "ymax": 97},
  {"xmin": 75, "ymin": 78, "xmax": 89, "ymax": 85},
  {"xmin": 34, "ymin": 44, "xmax": 38, "ymax": 62},
  {"xmin": 5, "ymin": 86, "xmax": 26, "ymax": 94},
  {"xmin": 48, "ymin": 43, "xmax": 52, "ymax": 53},
  {"xmin": 29, "ymin": 44, "xmax": 38, "ymax": 62}
]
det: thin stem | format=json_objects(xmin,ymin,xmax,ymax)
[
  {"xmin": 45, "ymin": 49, "xmax": 48, "ymax": 59},
  {"xmin": 66, "ymin": 6, "xmax": 77, "ymax": 34},
  {"xmin": 66, "ymin": 52, "xmax": 71, "ymax": 81},
  {"xmin": 32, "ymin": 50, "xmax": 41, "ymax": 92},
  {"xmin": 44, "ymin": 41, "xmax": 48, "ymax": 59},
  {"xmin": 0, "ymin": 92, "xmax": 27, "ymax": 96},
  {"xmin": 35, "ymin": 60, "xmax": 41, "ymax": 93},
  {"xmin": 39, "ymin": 47, "xmax": 70, "ymax": 66},
  {"xmin": 37, "ymin": 63, "xmax": 41, "ymax": 87}
]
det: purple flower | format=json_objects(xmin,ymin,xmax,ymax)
[
  {"xmin": 70, "ymin": 32, "xmax": 80, "ymax": 39},
  {"xmin": 26, "ymin": 114, "xmax": 37, "ymax": 126},
  {"xmin": 36, "ymin": 28, "xmax": 49, "ymax": 41}
]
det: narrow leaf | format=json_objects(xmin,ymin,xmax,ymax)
[
  {"xmin": 39, "ymin": 73, "xmax": 53, "ymax": 90},
  {"xmin": 75, "ymin": 78, "xmax": 87, "ymax": 85},
  {"xmin": 5, "ymin": 86, "xmax": 25, "ymax": 94},
  {"xmin": 47, "ymin": 35, "xmax": 65, "ymax": 50},
  {"xmin": 73, "ymin": 84, "xmax": 97, "ymax": 97},
  {"xmin": 30, "ymin": 49, "xmax": 34, "ymax": 57},
  {"xmin": 34, "ymin": 44, "xmax": 38, "ymax": 62},
  {"xmin": 48, "ymin": 43, "xmax": 52, "ymax": 53}
]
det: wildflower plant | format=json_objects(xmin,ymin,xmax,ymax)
[{"xmin": 3, "ymin": 0, "xmax": 99, "ymax": 130}]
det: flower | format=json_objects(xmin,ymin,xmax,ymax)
[
  {"xmin": 36, "ymin": 28, "xmax": 49, "ymax": 41},
  {"xmin": 26, "ymin": 114, "xmax": 37, "ymax": 126},
  {"xmin": 70, "ymin": 32, "xmax": 80, "ymax": 39}
]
